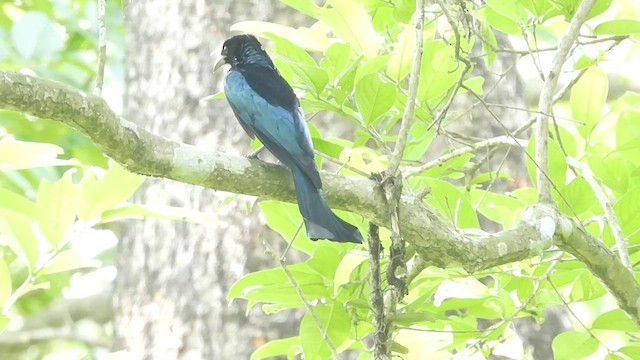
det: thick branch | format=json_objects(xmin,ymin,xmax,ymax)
[
  {"xmin": 1, "ymin": 71, "xmax": 639, "ymax": 325},
  {"xmin": 555, "ymin": 217, "xmax": 640, "ymax": 324},
  {"xmin": 0, "ymin": 70, "xmax": 546, "ymax": 272},
  {"xmin": 535, "ymin": 0, "xmax": 597, "ymax": 203}
]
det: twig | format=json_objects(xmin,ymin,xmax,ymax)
[
  {"xmin": 404, "ymin": 136, "xmax": 527, "ymax": 177},
  {"xmin": 430, "ymin": 0, "xmax": 473, "ymax": 131},
  {"xmin": 367, "ymin": 224, "xmax": 389, "ymax": 360},
  {"xmin": 387, "ymin": 0, "xmax": 425, "ymax": 175},
  {"xmin": 535, "ymin": 0, "xmax": 597, "ymax": 203},
  {"xmin": 567, "ymin": 157, "xmax": 631, "ymax": 269},
  {"xmin": 94, "ymin": 0, "xmax": 107, "ymax": 95}
]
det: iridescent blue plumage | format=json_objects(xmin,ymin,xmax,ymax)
[{"xmin": 219, "ymin": 34, "xmax": 362, "ymax": 243}]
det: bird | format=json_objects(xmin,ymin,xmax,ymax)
[{"xmin": 215, "ymin": 34, "xmax": 363, "ymax": 244}]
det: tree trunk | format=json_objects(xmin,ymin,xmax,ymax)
[{"xmin": 114, "ymin": 1, "xmax": 305, "ymax": 358}]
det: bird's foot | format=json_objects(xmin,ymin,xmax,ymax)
[{"xmin": 246, "ymin": 146, "xmax": 265, "ymax": 160}]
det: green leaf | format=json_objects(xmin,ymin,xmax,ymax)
[
  {"xmin": 227, "ymin": 264, "xmax": 319, "ymax": 301},
  {"xmin": 526, "ymin": 134, "xmax": 567, "ymax": 188},
  {"xmin": 300, "ymin": 301, "xmax": 351, "ymax": 359},
  {"xmin": 318, "ymin": 0, "xmax": 383, "ymax": 59},
  {"xmin": 479, "ymin": 21, "xmax": 497, "ymax": 67},
  {"xmin": 470, "ymin": 189, "xmax": 525, "ymax": 229},
  {"xmin": 569, "ymin": 271, "xmax": 606, "ymax": 302},
  {"xmin": 481, "ymin": 6, "xmax": 521, "ymax": 35},
  {"xmin": 393, "ymin": 0, "xmax": 416, "ymax": 23},
  {"xmin": 41, "ymin": 249, "xmax": 101, "ymax": 275},
  {"xmin": 0, "ymin": 214, "xmax": 41, "ymax": 269},
  {"xmin": 354, "ymin": 73, "xmax": 396, "ymax": 124},
  {"xmin": 557, "ymin": 177, "xmax": 596, "ymax": 216},
  {"xmin": 462, "ymin": 76, "xmax": 485, "ymax": 96},
  {"xmin": 201, "ymin": 92, "xmax": 225, "ymax": 102},
  {"xmin": 78, "ymin": 162, "xmax": 145, "ymax": 221},
  {"xmin": 334, "ymin": 251, "xmax": 368, "ymax": 291},
  {"xmin": 250, "ymin": 336, "xmax": 301, "ymax": 360},
  {"xmin": 260, "ymin": 201, "xmax": 318, "ymax": 255},
  {"xmin": 594, "ymin": 20, "xmax": 640, "ymax": 35},
  {"xmin": 230, "ymin": 22, "xmax": 332, "ymax": 52},
  {"xmin": 552, "ymin": 331, "xmax": 599, "ymax": 360},
  {"xmin": 619, "ymin": 346, "xmax": 640, "ymax": 359},
  {"xmin": 403, "ymin": 121, "xmax": 436, "ymax": 162},
  {"xmin": 614, "ymin": 187, "xmax": 640, "ymax": 245},
  {"xmin": 0, "ymin": 257, "xmax": 11, "ymax": 308},
  {"xmin": 616, "ymin": 110, "xmax": 640, "ymax": 158},
  {"xmin": 592, "ymin": 309, "xmax": 639, "ymax": 332},
  {"xmin": 484, "ymin": 0, "xmax": 528, "ymax": 23},
  {"xmin": 354, "ymin": 54, "xmax": 390, "ymax": 84},
  {"xmin": 0, "ymin": 188, "xmax": 35, "ymax": 217},
  {"xmin": 586, "ymin": 147, "xmax": 629, "ymax": 193},
  {"xmin": 0, "ymin": 140, "xmax": 65, "ymax": 170},
  {"xmin": 34, "ymin": 169, "xmax": 80, "ymax": 247},
  {"xmin": 307, "ymin": 246, "xmax": 343, "ymax": 280},
  {"xmin": 387, "ymin": 23, "xmax": 416, "ymax": 81},
  {"xmin": 11, "ymin": 12, "xmax": 65, "ymax": 59},
  {"xmin": 269, "ymin": 34, "xmax": 318, "ymax": 68},
  {"xmin": 571, "ymin": 66, "xmax": 608, "ymax": 138},
  {"xmin": 290, "ymin": 63, "xmax": 329, "ymax": 96},
  {"xmin": 418, "ymin": 41, "xmax": 464, "ymax": 103},
  {"xmin": 433, "ymin": 278, "xmax": 490, "ymax": 306}
]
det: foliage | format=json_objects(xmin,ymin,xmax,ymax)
[
  {"xmin": 1, "ymin": 0, "xmax": 640, "ymax": 359},
  {"xmin": 224, "ymin": 0, "xmax": 640, "ymax": 359}
]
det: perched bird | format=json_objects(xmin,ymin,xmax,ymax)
[{"xmin": 215, "ymin": 34, "xmax": 363, "ymax": 243}]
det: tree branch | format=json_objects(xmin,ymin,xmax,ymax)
[
  {"xmin": 567, "ymin": 157, "xmax": 631, "ymax": 269},
  {"xmin": 535, "ymin": 0, "xmax": 597, "ymax": 203},
  {"xmin": 1, "ymin": 70, "xmax": 639, "ymax": 325}
]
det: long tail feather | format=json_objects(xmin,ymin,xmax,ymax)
[{"xmin": 292, "ymin": 167, "xmax": 363, "ymax": 243}]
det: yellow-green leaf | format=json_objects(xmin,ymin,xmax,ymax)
[
  {"xmin": 41, "ymin": 249, "xmax": 101, "ymax": 275},
  {"xmin": 35, "ymin": 169, "xmax": 80, "ymax": 247},
  {"xmin": 0, "ymin": 141, "xmax": 65, "ymax": 170},
  {"xmin": 318, "ymin": 0, "xmax": 382, "ymax": 59},
  {"xmin": 571, "ymin": 66, "xmax": 608, "ymax": 137},
  {"xmin": 387, "ymin": 24, "xmax": 416, "ymax": 81},
  {"xmin": 594, "ymin": 20, "xmax": 640, "ymax": 35},
  {"xmin": 354, "ymin": 73, "xmax": 396, "ymax": 124},
  {"xmin": 0, "ymin": 257, "xmax": 11, "ymax": 307}
]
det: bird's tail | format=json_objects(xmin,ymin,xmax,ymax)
[{"xmin": 292, "ymin": 166, "xmax": 363, "ymax": 243}]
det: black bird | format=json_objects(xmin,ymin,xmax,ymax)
[{"xmin": 215, "ymin": 34, "xmax": 363, "ymax": 243}]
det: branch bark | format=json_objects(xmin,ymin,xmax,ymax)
[
  {"xmin": 535, "ymin": 0, "xmax": 597, "ymax": 203},
  {"xmin": 1, "ymin": 70, "xmax": 639, "ymax": 325}
]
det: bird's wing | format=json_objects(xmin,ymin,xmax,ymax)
[{"xmin": 224, "ymin": 70, "xmax": 322, "ymax": 188}]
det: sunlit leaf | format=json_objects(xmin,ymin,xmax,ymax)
[
  {"xmin": 592, "ymin": 309, "xmax": 639, "ymax": 332},
  {"xmin": 571, "ymin": 66, "xmax": 608, "ymax": 138},
  {"xmin": 41, "ymin": 249, "xmax": 101, "ymax": 275},
  {"xmin": 0, "ymin": 141, "xmax": 66, "ymax": 170},
  {"xmin": 552, "ymin": 331, "xmax": 599, "ymax": 360},
  {"xmin": 334, "ymin": 251, "xmax": 367, "ymax": 291},
  {"xmin": 300, "ymin": 301, "xmax": 351, "ymax": 359},
  {"xmin": 0, "ymin": 257, "xmax": 11, "ymax": 307},
  {"xmin": 594, "ymin": 20, "xmax": 640, "ymax": 35},
  {"xmin": 318, "ymin": 0, "xmax": 383, "ymax": 59},
  {"xmin": 250, "ymin": 336, "xmax": 301, "ymax": 360},
  {"xmin": 34, "ymin": 169, "xmax": 80, "ymax": 247},
  {"xmin": 354, "ymin": 73, "xmax": 396, "ymax": 124}
]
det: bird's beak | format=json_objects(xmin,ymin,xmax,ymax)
[{"xmin": 214, "ymin": 57, "xmax": 226, "ymax": 72}]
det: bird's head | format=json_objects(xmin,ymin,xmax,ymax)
[{"xmin": 214, "ymin": 34, "xmax": 274, "ymax": 71}]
